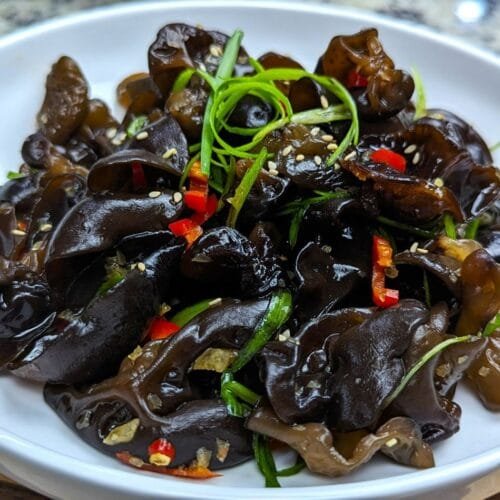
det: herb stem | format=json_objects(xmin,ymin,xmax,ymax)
[
  {"xmin": 464, "ymin": 218, "xmax": 480, "ymax": 240},
  {"xmin": 443, "ymin": 214, "xmax": 457, "ymax": 239},
  {"xmin": 376, "ymin": 216, "xmax": 435, "ymax": 239}
]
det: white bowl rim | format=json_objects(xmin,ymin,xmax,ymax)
[{"xmin": 0, "ymin": 1, "xmax": 499, "ymax": 498}]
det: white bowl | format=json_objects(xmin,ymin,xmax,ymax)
[{"xmin": 0, "ymin": 2, "xmax": 499, "ymax": 499}]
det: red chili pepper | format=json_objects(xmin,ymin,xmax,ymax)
[
  {"xmin": 184, "ymin": 189, "xmax": 208, "ymax": 212},
  {"xmin": 168, "ymin": 218, "xmax": 199, "ymax": 236},
  {"xmin": 148, "ymin": 438, "xmax": 176, "ymax": 466},
  {"xmin": 116, "ymin": 452, "xmax": 221, "ymax": 479},
  {"xmin": 188, "ymin": 160, "xmax": 208, "ymax": 183},
  {"xmin": 191, "ymin": 194, "xmax": 218, "ymax": 225},
  {"xmin": 149, "ymin": 317, "xmax": 180, "ymax": 341},
  {"xmin": 131, "ymin": 162, "xmax": 147, "ymax": 189},
  {"xmin": 346, "ymin": 69, "xmax": 369, "ymax": 89},
  {"xmin": 372, "ymin": 235, "xmax": 399, "ymax": 308},
  {"xmin": 371, "ymin": 148, "xmax": 407, "ymax": 173}
]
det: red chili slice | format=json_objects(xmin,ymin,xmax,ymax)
[
  {"xmin": 346, "ymin": 69, "xmax": 369, "ymax": 89},
  {"xmin": 371, "ymin": 148, "xmax": 407, "ymax": 173},
  {"xmin": 149, "ymin": 317, "xmax": 180, "ymax": 341}
]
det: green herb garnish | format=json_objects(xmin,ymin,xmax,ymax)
[
  {"xmin": 226, "ymin": 147, "xmax": 267, "ymax": 227},
  {"xmin": 482, "ymin": 313, "xmax": 500, "ymax": 338},
  {"xmin": 464, "ymin": 217, "xmax": 480, "ymax": 240},
  {"xmin": 384, "ymin": 334, "xmax": 473, "ymax": 407},
  {"xmin": 411, "ymin": 67, "xmax": 426, "ymax": 120},
  {"xmin": 489, "ymin": 141, "xmax": 500, "ymax": 153},
  {"xmin": 7, "ymin": 171, "xmax": 27, "ymax": 180},
  {"xmin": 171, "ymin": 68, "xmax": 196, "ymax": 93},
  {"xmin": 97, "ymin": 267, "xmax": 126, "ymax": 296},
  {"xmin": 170, "ymin": 297, "xmax": 217, "ymax": 327},
  {"xmin": 376, "ymin": 215, "xmax": 436, "ymax": 239},
  {"xmin": 443, "ymin": 213, "xmax": 457, "ymax": 239},
  {"xmin": 253, "ymin": 433, "xmax": 280, "ymax": 488},
  {"xmin": 126, "ymin": 115, "xmax": 148, "ymax": 138}
]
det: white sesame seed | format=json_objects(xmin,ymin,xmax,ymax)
[
  {"xmin": 278, "ymin": 329, "xmax": 291, "ymax": 342},
  {"xmin": 162, "ymin": 148, "xmax": 178, "ymax": 159},
  {"xmin": 478, "ymin": 366, "xmax": 491, "ymax": 377},
  {"xmin": 306, "ymin": 380, "xmax": 321, "ymax": 389},
  {"xmin": 310, "ymin": 127, "xmax": 320, "ymax": 136},
  {"xmin": 117, "ymin": 131, "xmax": 127, "ymax": 141},
  {"xmin": 137, "ymin": 262, "xmax": 146, "ymax": 272},
  {"xmin": 136, "ymin": 131, "xmax": 149, "ymax": 141},
  {"xmin": 334, "ymin": 162, "xmax": 342, "ymax": 171},
  {"xmin": 10, "ymin": 229, "xmax": 26, "ymax": 236},
  {"xmin": 106, "ymin": 127, "xmax": 118, "ymax": 139},
  {"xmin": 111, "ymin": 137, "xmax": 123, "ymax": 146},
  {"xmin": 314, "ymin": 155, "xmax": 322, "ymax": 166},
  {"xmin": 158, "ymin": 303, "xmax": 172, "ymax": 316},
  {"xmin": 173, "ymin": 192, "xmax": 183, "ymax": 203},
  {"xmin": 198, "ymin": 62, "xmax": 207, "ymax": 72},
  {"xmin": 148, "ymin": 191, "xmax": 161, "ymax": 198},
  {"xmin": 404, "ymin": 144, "xmax": 417, "ymax": 154},
  {"xmin": 412, "ymin": 151, "xmax": 421, "ymax": 165},
  {"xmin": 320, "ymin": 95, "xmax": 329, "ymax": 109},
  {"xmin": 410, "ymin": 242, "xmax": 419, "ymax": 253},
  {"xmin": 344, "ymin": 151, "xmax": 356, "ymax": 161},
  {"xmin": 457, "ymin": 355, "xmax": 468, "ymax": 365},
  {"xmin": 282, "ymin": 145, "xmax": 293, "ymax": 156},
  {"xmin": 40, "ymin": 113, "xmax": 48, "ymax": 124},
  {"xmin": 209, "ymin": 44, "xmax": 223, "ymax": 57},
  {"xmin": 416, "ymin": 247, "xmax": 429, "ymax": 254},
  {"xmin": 321, "ymin": 245, "xmax": 332, "ymax": 254},
  {"xmin": 321, "ymin": 134, "xmax": 334, "ymax": 142},
  {"xmin": 295, "ymin": 154, "xmax": 305, "ymax": 161},
  {"xmin": 328, "ymin": 143, "xmax": 338, "ymax": 151},
  {"xmin": 433, "ymin": 177, "xmax": 444, "ymax": 188},
  {"xmin": 355, "ymin": 377, "xmax": 361, "ymax": 384},
  {"xmin": 130, "ymin": 263, "xmax": 137, "ymax": 270},
  {"xmin": 267, "ymin": 161, "xmax": 277, "ymax": 171},
  {"xmin": 209, "ymin": 298, "xmax": 222, "ymax": 307},
  {"xmin": 268, "ymin": 169, "xmax": 279, "ymax": 177},
  {"xmin": 39, "ymin": 223, "xmax": 53, "ymax": 232},
  {"xmin": 385, "ymin": 438, "xmax": 398, "ymax": 448},
  {"xmin": 31, "ymin": 241, "xmax": 43, "ymax": 251}
]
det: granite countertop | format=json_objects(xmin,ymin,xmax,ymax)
[{"xmin": 0, "ymin": 0, "xmax": 500, "ymax": 53}]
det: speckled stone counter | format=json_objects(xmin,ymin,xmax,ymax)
[{"xmin": 1, "ymin": 0, "xmax": 500, "ymax": 53}]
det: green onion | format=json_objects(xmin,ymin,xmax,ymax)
[
  {"xmin": 226, "ymin": 147, "xmax": 267, "ymax": 227},
  {"xmin": 482, "ymin": 313, "xmax": 500, "ymax": 338},
  {"xmin": 171, "ymin": 68, "xmax": 196, "ymax": 93},
  {"xmin": 443, "ymin": 213, "xmax": 457, "ymax": 239},
  {"xmin": 376, "ymin": 215, "xmax": 436, "ymax": 239},
  {"xmin": 229, "ymin": 289, "xmax": 292, "ymax": 373},
  {"xmin": 178, "ymin": 153, "xmax": 200, "ymax": 189},
  {"xmin": 423, "ymin": 270, "xmax": 431, "ymax": 309},
  {"xmin": 253, "ymin": 433, "xmax": 280, "ymax": 488},
  {"xmin": 221, "ymin": 289, "xmax": 292, "ymax": 417},
  {"xmin": 6, "ymin": 171, "xmax": 27, "ymax": 180},
  {"xmin": 200, "ymin": 29, "xmax": 244, "ymax": 176},
  {"xmin": 170, "ymin": 298, "xmax": 217, "ymax": 327},
  {"xmin": 291, "ymin": 104, "xmax": 351, "ymax": 125},
  {"xmin": 289, "ymin": 205, "xmax": 307, "ymax": 248},
  {"xmin": 464, "ymin": 218, "xmax": 480, "ymax": 240},
  {"xmin": 126, "ymin": 115, "xmax": 148, "ymax": 138},
  {"xmin": 384, "ymin": 334, "xmax": 473, "ymax": 407},
  {"xmin": 97, "ymin": 268, "xmax": 126, "ymax": 296},
  {"xmin": 411, "ymin": 67, "xmax": 426, "ymax": 120},
  {"xmin": 277, "ymin": 457, "xmax": 306, "ymax": 477}
]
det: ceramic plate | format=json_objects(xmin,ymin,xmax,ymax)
[{"xmin": 0, "ymin": 2, "xmax": 499, "ymax": 499}]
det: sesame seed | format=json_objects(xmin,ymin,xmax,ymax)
[
  {"xmin": 355, "ymin": 377, "xmax": 361, "ymax": 384},
  {"xmin": 158, "ymin": 303, "xmax": 172, "ymax": 316},
  {"xmin": 31, "ymin": 241, "xmax": 43, "ymax": 251},
  {"xmin": 137, "ymin": 262, "xmax": 146, "ymax": 272},
  {"xmin": 278, "ymin": 255, "xmax": 288, "ymax": 262},
  {"xmin": 314, "ymin": 155, "xmax": 322, "ymax": 166},
  {"xmin": 117, "ymin": 131, "xmax": 127, "ymax": 141},
  {"xmin": 457, "ymin": 355, "xmax": 468, "ymax": 365},
  {"xmin": 10, "ymin": 229, "xmax": 26, "ymax": 236},
  {"xmin": 320, "ymin": 95, "xmax": 329, "ymax": 109},
  {"xmin": 404, "ymin": 144, "xmax": 417, "ymax": 154},
  {"xmin": 344, "ymin": 151, "xmax": 356, "ymax": 161},
  {"xmin": 173, "ymin": 192, "xmax": 183, "ymax": 203},
  {"xmin": 321, "ymin": 245, "xmax": 332, "ymax": 253},
  {"xmin": 209, "ymin": 298, "xmax": 222, "ymax": 307},
  {"xmin": 436, "ymin": 364, "xmax": 451, "ymax": 378},
  {"xmin": 310, "ymin": 127, "xmax": 320, "ymax": 136},
  {"xmin": 162, "ymin": 148, "xmax": 177, "ymax": 159},
  {"xmin": 40, "ymin": 113, "xmax": 48, "ymax": 124},
  {"xmin": 385, "ymin": 438, "xmax": 398, "ymax": 448},
  {"xmin": 209, "ymin": 44, "xmax": 223, "ymax": 57},
  {"xmin": 334, "ymin": 162, "xmax": 341, "ymax": 171},
  {"xmin": 130, "ymin": 263, "xmax": 137, "ymax": 270},
  {"xmin": 433, "ymin": 177, "xmax": 444, "ymax": 188},
  {"xmin": 267, "ymin": 161, "xmax": 277, "ymax": 171},
  {"xmin": 410, "ymin": 242, "xmax": 419, "ymax": 253},
  {"xmin": 106, "ymin": 127, "xmax": 117, "ymax": 139},
  {"xmin": 198, "ymin": 62, "xmax": 207, "ymax": 72},
  {"xmin": 478, "ymin": 366, "xmax": 491, "ymax": 377},
  {"xmin": 295, "ymin": 154, "xmax": 305, "ymax": 161},
  {"xmin": 321, "ymin": 134, "xmax": 334, "ymax": 142},
  {"xmin": 282, "ymin": 145, "xmax": 293, "ymax": 156},
  {"xmin": 278, "ymin": 329, "xmax": 291, "ymax": 342},
  {"xmin": 416, "ymin": 247, "xmax": 429, "ymax": 254},
  {"xmin": 268, "ymin": 169, "xmax": 279, "ymax": 177},
  {"xmin": 39, "ymin": 223, "xmax": 53, "ymax": 232},
  {"xmin": 148, "ymin": 191, "xmax": 161, "ymax": 198},
  {"xmin": 327, "ymin": 143, "xmax": 338, "ymax": 151},
  {"xmin": 136, "ymin": 131, "xmax": 149, "ymax": 141},
  {"xmin": 111, "ymin": 137, "xmax": 123, "ymax": 146},
  {"xmin": 306, "ymin": 380, "xmax": 321, "ymax": 389},
  {"xmin": 412, "ymin": 151, "xmax": 421, "ymax": 165}
]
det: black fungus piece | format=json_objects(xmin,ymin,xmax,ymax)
[{"xmin": 181, "ymin": 227, "xmax": 283, "ymax": 297}]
